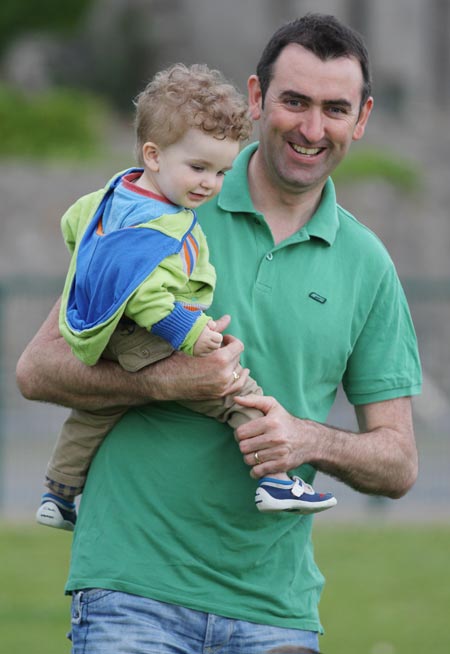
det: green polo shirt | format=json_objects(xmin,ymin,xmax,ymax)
[
  {"xmin": 66, "ymin": 143, "xmax": 421, "ymax": 633},
  {"xmin": 201, "ymin": 142, "xmax": 421, "ymax": 416}
]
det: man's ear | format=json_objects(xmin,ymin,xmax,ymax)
[
  {"xmin": 353, "ymin": 96, "xmax": 374, "ymax": 142},
  {"xmin": 142, "ymin": 142, "xmax": 160, "ymax": 172},
  {"xmin": 247, "ymin": 75, "xmax": 263, "ymax": 121}
]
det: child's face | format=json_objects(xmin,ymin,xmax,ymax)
[{"xmin": 143, "ymin": 128, "xmax": 240, "ymax": 208}]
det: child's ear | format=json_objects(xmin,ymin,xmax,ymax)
[{"xmin": 142, "ymin": 142, "xmax": 160, "ymax": 172}]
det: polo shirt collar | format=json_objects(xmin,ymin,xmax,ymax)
[
  {"xmin": 218, "ymin": 142, "xmax": 339, "ymax": 246},
  {"xmin": 218, "ymin": 142, "xmax": 258, "ymax": 215},
  {"xmin": 306, "ymin": 178, "xmax": 339, "ymax": 246}
]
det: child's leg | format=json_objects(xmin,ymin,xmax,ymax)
[
  {"xmin": 38, "ymin": 324, "xmax": 174, "ymax": 531},
  {"xmin": 44, "ymin": 406, "xmax": 128, "ymax": 498},
  {"xmin": 179, "ymin": 375, "xmax": 264, "ymax": 426},
  {"xmin": 217, "ymin": 380, "xmax": 291, "ymax": 483},
  {"xmin": 37, "ymin": 406, "xmax": 127, "ymax": 531},
  {"xmin": 103, "ymin": 322, "xmax": 174, "ymax": 371},
  {"xmin": 182, "ymin": 377, "xmax": 337, "ymax": 514},
  {"xmin": 46, "ymin": 325, "xmax": 173, "ymax": 496}
]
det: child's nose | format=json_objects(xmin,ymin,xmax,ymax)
[{"xmin": 200, "ymin": 173, "xmax": 216, "ymax": 189}]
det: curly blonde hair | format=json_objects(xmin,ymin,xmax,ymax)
[{"xmin": 134, "ymin": 63, "xmax": 252, "ymax": 165}]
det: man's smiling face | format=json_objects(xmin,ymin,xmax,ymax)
[{"xmin": 248, "ymin": 43, "xmax": 373, "ymax": 195}]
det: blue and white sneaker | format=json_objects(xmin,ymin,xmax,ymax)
[
  {"xmin": 255, "ymin": 476, "xmax": 337, "ymax": 514},
  {"xmin": 36, "ymin": 493, "xmax": 77, "ymax": 531}
]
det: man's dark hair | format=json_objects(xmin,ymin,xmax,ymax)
[{"xmin": 256, "ymin": 13, "xmax": 372, "ymax": 110}]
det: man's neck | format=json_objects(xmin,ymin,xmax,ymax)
[{"xmin": 248, "ymin": 150, "xmax": 324, "ymax": 245}]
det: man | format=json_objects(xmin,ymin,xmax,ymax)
[{"xmin": 17, "ymin": 13, "xmax": 421, "ymax": 653}]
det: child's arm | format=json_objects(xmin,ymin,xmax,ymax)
[{"xmin": 125, "ymin": 258, "xmax": 215, "ymax": 355}]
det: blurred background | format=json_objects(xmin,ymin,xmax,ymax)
[
  {"xmin": 1, "ymin": 2, "xmax": 449, "ymax": 653},
  {"xmin": 0, "ymin": 0, "xmax": 449, "ymax": 523}
]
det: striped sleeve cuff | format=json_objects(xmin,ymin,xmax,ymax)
[{"xmin": 150, "ymin": 302, "xmax": 203, "ymax": 350}]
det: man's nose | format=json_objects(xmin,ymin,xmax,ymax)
[{"xmin": 298, "ymin": 107, "xmax": 325, "ymax": 143}]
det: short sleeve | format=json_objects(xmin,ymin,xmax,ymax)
[{"xmin": 343, "ymin": 265, "xmax": 422, "ymax": 405}]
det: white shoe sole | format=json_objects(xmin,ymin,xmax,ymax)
[
  {"xmin": 36, "ymin": 501, "xmax": 75, "ymax": 531},
  {"xmin": 255, "ymin": 486, "xmax": 337, "ymax": 514}
]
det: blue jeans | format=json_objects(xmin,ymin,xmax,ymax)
[{"xmin": 69, "ymin": 589, "xmax": 320, "ymax": 653}]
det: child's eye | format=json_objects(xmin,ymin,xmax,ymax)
[{"xmin": 191, "ymin": 164, "xmax": 204, "ymax": 172}]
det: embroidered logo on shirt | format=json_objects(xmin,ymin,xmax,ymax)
[{"xmin": 309, "ymin": 292, "xmax": 327, "ymax": 304}]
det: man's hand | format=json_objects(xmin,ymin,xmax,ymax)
[
  {"xmin": 163, "ymin": 314, "xmax": 249, "ymax": 400},
  {"xmin": 234, "ymin": 395, "xmax": 306, "ymax": 479},
  {"xmin": 233, "ymin": 394, "xmax": 418, "ymax": 498},
  {"xmin": 158, "ymin": 335, "xmax": 249, "ymax": 402}
]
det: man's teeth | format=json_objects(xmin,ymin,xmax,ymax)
[{"xmin": 291, "ymin": 143, "xmax": 321, "ymax": 155}]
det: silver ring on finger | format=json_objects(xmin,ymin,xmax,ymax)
[{"xmin": 254, "ymin": 451, "xmax": 261, "ymax": 465}]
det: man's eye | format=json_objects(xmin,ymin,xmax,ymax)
[{"xmin": 328, "ymin": 106, "xmax": 347, "ymax": 115}]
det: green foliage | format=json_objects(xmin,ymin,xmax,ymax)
[
  {"xmin": 0, "ymin": 0, "xmax": 92, "ymax": 55},
  {"xmin": 0, "ymin": 84, "xmax": 110, "ymax": 160},
  {"xmin": 333, "ymin": 148, "xmax": 422, "ymax": 191},
  {"xmin": 1, "ymin": 522, "xmax": 448, "ymax": 653}
]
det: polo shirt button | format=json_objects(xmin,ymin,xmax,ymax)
[{"xmin": 266, "ymin": 252, "xmax": 273, "ymax": 261}]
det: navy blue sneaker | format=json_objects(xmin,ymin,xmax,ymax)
[
  {"xmin": 255, "ymin": 476, "xmax": 337, "ymax": 514},
  {"xmin": 36, "ymin": 493, "xmax": 77, "ymax": 531}
]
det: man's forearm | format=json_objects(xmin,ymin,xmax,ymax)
[
  {"xmin": 16, "ymin": 299, "xmax": 247, "ymax": 411},
  {"xmin": 235, "ymin": 395, "xmax": 418, "ymax": 499},
  {"xmin": 16, "ymin": 301, "xmax": 154, "ymax": 410},
  {"xmin": 297, "ymin": 397, "xmax": 418, "ymax": 498},
  {"xmin": 306, "ymin": 418, "xmax": 418, "ymax": 498}
]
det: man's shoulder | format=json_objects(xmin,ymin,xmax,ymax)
[{"xmin": 336, "ymin": 202, "xmax": 392, "ymax": 262}]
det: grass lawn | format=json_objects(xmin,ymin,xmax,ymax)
[
  {"xmin": 315, "ymin": 523, "xmax": 450, "ymax": 653},
  {"xmin": 1, "ymin": 521, "xmax": 449, "ymax": 653},
  {"xmin": 0, "ymin": 523, "xmax": 72, "ymax": 654}
]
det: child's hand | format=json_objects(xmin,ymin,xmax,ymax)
[{"xmin": 193, "ymin": 321, "xmax": 223, "ymax": 356}]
